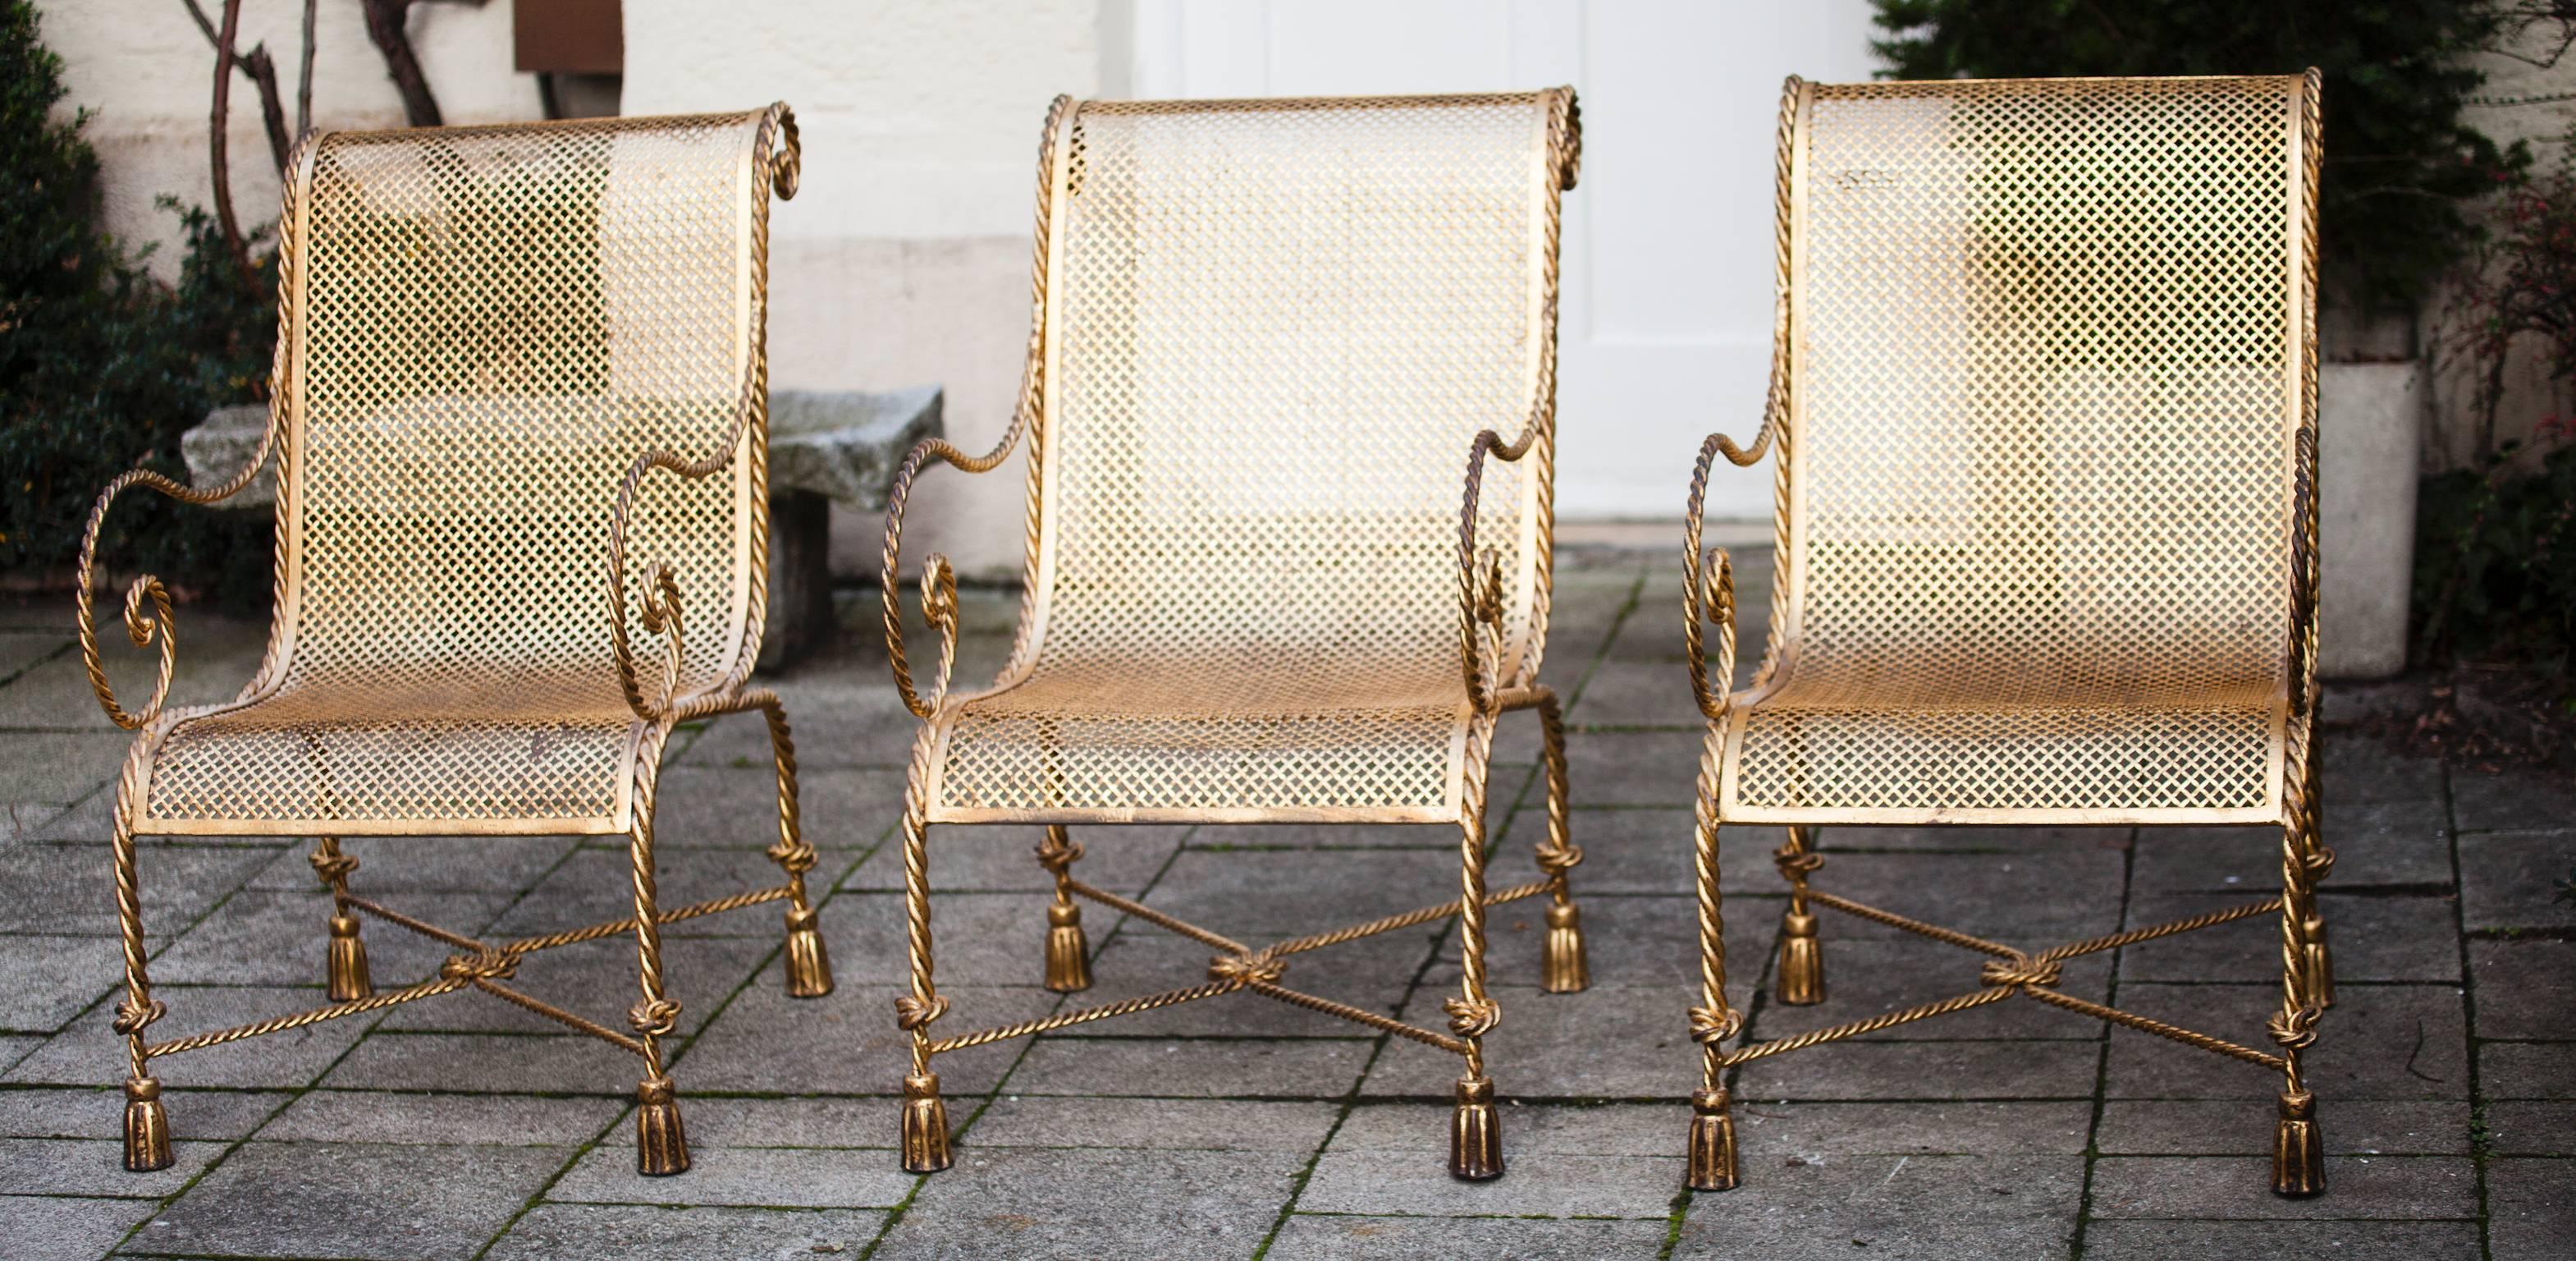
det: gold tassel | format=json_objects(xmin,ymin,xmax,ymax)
[
  {"xmin": 122, "ymin": 1077, "xmax": 172, "ymax": 1172},
  {"xmin": 634, "ymin": 1077, "xmax": 691, "ymax": 1176},
  {"xmin": 2304, "ymin": 914, "xmax": 2334, "ymax": 1009},
  {"xmin": 1686, "ymin": 1087, "xmax": 1739, "ymax": 1191},
  {"xmin": 1044, "ymin": 901, "xmax": 1092, "ymax": 993},
  {"xmin": 901, "ymin": 1072, "xmax": 953, "ymax": 1172},
  {"xmin": 1540, "ymin": 901, "xmax": 1589, "ymax": 993},
  {"xmin": 326, "ymin": 914, "xmax": 373, "ymax": 1002},
  {"xmin": 2272, "ymin": 1090, "xmax": 2325, "ymax": 1196},
  {"xmin": 783, "ymin": 906, "xmax": 834, "ymax": 998},
  {"xmin": 1775, "ymin": 909, "xmax": 1825, "ymax": 1006},
  {"xmin": 1448, "ymin": 1075, "xmax": 1504, "ymax": 1181}
]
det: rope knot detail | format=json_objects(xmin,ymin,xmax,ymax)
[
  {"xmin": 112, "ymin": 997, "xmax": 167, "ymax": 1036},
  {"xmin": 1443, "ymin": 996, "xmax": 1502, "ymax": 1039},
  {"xmin": 1035, "ymin": 837, "xmax": 1086, "ymax": 874},
  {"xmin": 306, "ymin": 850, "xmax": 359, "ymax": 883},
  {"xmin": 1772, "ymin": 844, "xmax": 1824, "ymax": 880},
  {"xmin": 2266, "ymin": 1005, "xmax": 2322, "ymax": 1050},
  {"xmin": 1688, "ymin": 1005, "xmax": 1744, "ymax": 1045},
  {"xmin": 1979, "ymin": 956, "xmax": 2062, "ymax": 988},
  {"xmin": 1207, "ymin": 952, "xmax": 1284, "ymax": 985},
  {"xmin": 893, "ymin": 993, "xmax": 949, "ymax": 1031},
  {"xmin": 2301, "ymin": 845, "xmax": 2336, "ymax": 881},
  {"xmin": 765, "ymin": 841, "xmax": 818, "ymax": 876},
  {"xmin": 1535, "ymin": 841, "xmax": 1585, "ymax": 877},
  {"xmin": 628, "ymin": 998, "xmax": 682, "ymax": 1039},
  {"xmin": 440, "ymin": 951, "xmax": 518, "ymax": 983}
]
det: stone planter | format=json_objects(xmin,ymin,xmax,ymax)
[{"xmin": 2318, "ymin": 360, "xmax": 2423, "ymax": 681}]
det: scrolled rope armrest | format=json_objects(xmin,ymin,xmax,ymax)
[
  {"xmin": 879, "ymin": 94, "xmax": 1069, "ymax": 720},
  {"xmin": 75, "ymin": 412, "xmax": 285, "ymax": 731},
  {"xmin": 603, "ymin": 104, "xmax": 799, "ymax": 723},
  {"xmin": 1683, "ymin": 432, "xmax": 1751, "ymax": 722},
  {"xmin": 880, "ymin": 431, "xmax": 1020, "ymax": 719},
  {"xmin": 1457, "ymin": 424, "xmax": 1540, "ymax": 716}
]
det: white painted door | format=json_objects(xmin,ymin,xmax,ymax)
[{"xmin": 1127, "ymin": 0, "xmax": 1883, "ymax": 521}]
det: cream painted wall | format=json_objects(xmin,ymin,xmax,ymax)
[
  {"xmin": 41, "ymin": 0, "xmax": 540, "ymax": 277},
  {"xmin": 623, "ymin": 0, "xmax": 1119, "ymax": 580}
]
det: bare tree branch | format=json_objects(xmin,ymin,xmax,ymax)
[
  {"xmin": 361, "ymin": 0, "xmax": 444, "ymax": 128},
  {"xmin": 297, "ymin": 0, "xmax": 317, "ymax": 139},
  {"xmin": 206, "ymin": 0, "xmax": 258, "ymax": 287},
  {"xmin": 179, "ymin": 0, "xmax": 291, "ymax": 173}
]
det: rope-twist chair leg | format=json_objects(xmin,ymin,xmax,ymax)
[
  {"xmin": 310, "ymin": 837, "xmax": 373, "ymax": 1002},
  {"xmin": 1686, "ymin": 731, "xmax": 1741, "ymax": 1191},
  {"xmin": 111, "ymin": 766, "xmax": 172, "ymax": 1172},
  {"xmin": 895, "ymin": 736, "xmax": 953, "ymax": 1173},
  {"xmin": 1533, "ymin": 694, "xmax": 1587, "ymax": 993},
  {"xmin": 1036, "ymin": 825, "xmax": 1093, "ymax": 993},
  {"xmin": 1447, "ymin": 717, "xmax": 1506, "ymax": 1181},
  {"xmin": 2271, "ymin": 738, "xmax": 2328, "ymax": 1196},
  {"xmin": 626, "ymin": 753, "xmax": 690, "ymax": 1176},
  {"xmin": 1773, "ymin": 823, "xmax": 1825, "ymax": 1006},
  {"xmin": 757, "ymin": 698, "xmax": 833, "ymax": 998}
]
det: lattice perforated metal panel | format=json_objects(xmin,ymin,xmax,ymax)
[
  {"xmin": 1725, "ymin": 77, "xmax": 2304, "ymax": 821},
  {"xmin": 931, "ymin": 94, "xmax": 1572, "ymax": 820},
  {"xmin": 143, "ymin": 112, "xmax": 776, "ymax": 830}
]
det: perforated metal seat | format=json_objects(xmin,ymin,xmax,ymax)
[
  {"xmin": 76, "ymin": 108, "xmax": 831, "ymax": 1178},
  {"xmin": 1678, "ymin": 75, "xmax": 2336, "ymax": 1200},
  {"xmin": 1727, "ymin": 677, "xmax": 2282, "ymax": 820},
  {"xmin": 933, "ymin": 661, "xmax": 1471, "ymax": 820}
]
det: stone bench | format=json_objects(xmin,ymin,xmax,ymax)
[{"xmin": 182, "ymin": 386, "xmax": 942, "ymax": 670}]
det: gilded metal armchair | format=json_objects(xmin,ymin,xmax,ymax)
[
  {"xmin": 76, "ymin": 108, "xmax": 825, "ymax": 1176},
  {"xmin": 881, "ymin": 91, "xmax": 1582, "ymax": 1180},
  {"xmin": 1682, "ymin": 74, "xmax": 2331, "ymax": 1196}
]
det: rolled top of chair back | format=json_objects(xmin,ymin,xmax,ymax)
[
  {"xmin": 1779, "ymin": 76, "xmax": 2313, "ymax": 701},
  {"xmin": 1025, "ymin": 91, "xmax": 1578, "ymax": 696},
  {"xmin": 275, "ymin": 108, "xmax": 792, "ymax": 697}
]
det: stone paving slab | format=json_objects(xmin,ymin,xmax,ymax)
[
  {"xmin": 2080, "ymin": 1220, "xmax": 2483, "ymax": 1260},
  {"xmin": 867, "ymin": 1146, "xmax": 1306, "ymax": 1259},
  {"xmin": 481, "ymin": 1203, "xmax": 889, "ymax": 1261},
  {"xmin": 1267, "ymin": 1214, "xmax": 1675, "ymax": 1261},
  {"xmin": 2085, "ymin": 1154, "xmax": 2479, "ymax": 1220},
  {"xmin": 1, "ymin": 1196, "xmax": 159, "ymax": 1261},
  {"xmin": 1, "ymin": 563, "xmax": 2569, "ymax": 1259},
  {"xmin": 124, "ymin": 1139, "xmax": 570, "ymax": 1260},
  {"xmin": 2458, "ymin": 831, "xmax": 2576, "ymax": 930},
  {"xmin": 1668, "ymin": 1153, "xmax": 2086, "ymax": 1259}
]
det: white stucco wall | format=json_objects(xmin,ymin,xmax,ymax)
[
  {"xmin": 39, "ymin": 0, "xmax": 540, "ymax": 276},
  {"xmin": 623, "ymin": 0, "xmax": 1119, "ymax": 580}
]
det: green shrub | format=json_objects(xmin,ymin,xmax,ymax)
[
  {"xmin": 2414, "ymin": 438, "xmax": 2576, "ymax": 671},
  {"xmin": 1, "ymin": 0, "xmax": 272, "ymax": 599},
  {"xmin": 1870, "ymin": 0, "xmax": 2509, "ymax": 310}
]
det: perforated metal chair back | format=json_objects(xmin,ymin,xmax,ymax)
[
  {"xmin": 141, "ymin": 112, "xmax": 783, "ymax": 832},
  {"xmin": 1726, "ymin": 76, "xmax": 2313, "ymax": 823},
  {"xmin": 931, "ymin": 94, "xmax": 1576, "ymax": 821}
]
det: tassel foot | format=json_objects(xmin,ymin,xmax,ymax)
[
  {"xmin": 122, "ymin": 1078, "xmax": 172, "ymax": 1173},
  {"xmin": 1541, "ymin": 902, "xmax": 1590, "ymax": 993},
  {"xmin": 783, "ymin": 907, "xmax": 834, "ymax": 998},
  {"xmin": 901, "ymin": 1072, "xmax": 953, "ymax": 1173},
  {"xmin": 634, "ymin": 1078, "xmax": 691, "ymax": 1176},
  {"xmin": 1448, "ymin": 1075, "xmax": 1504, "ymax": 1181},
  {"xmin": 1044, "ymin": 901, "xmax": 1093, "ymax": 993},
  {"xmin": 326, "ymin": 914, "xmax": 373, "ymax": 1002},
  {"xmin": 1775, "ymin": 910, "xmax": 1825, "ymax": 1006},
  {"xmin": 2272, "ymin": 1090, "xmax": 2325, "ymax": 1196},
  {"xmin": 1686, "ymin": 1087, "xmax": 1739, "ymax": 1191}
]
